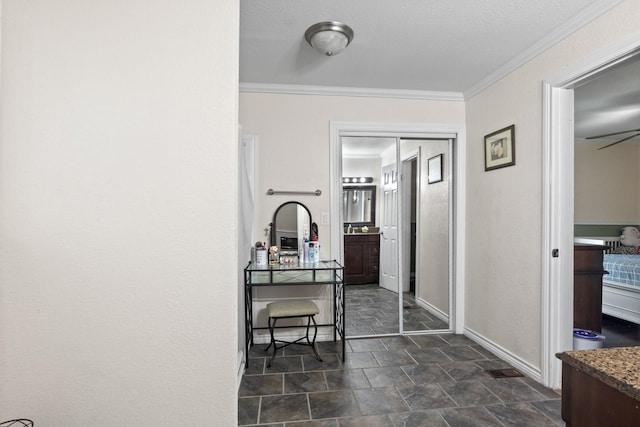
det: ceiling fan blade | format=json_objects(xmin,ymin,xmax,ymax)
[
  {"xmin": 597, "ymin": 133, "xmax": 640, "ymax": 150},
  {"xmin": 587, "ymin": 128, "xmax": 640, "ymax": 140}
]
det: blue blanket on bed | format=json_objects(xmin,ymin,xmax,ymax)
[{"xmin": 603, "ymin": 254, "xmax": 640, "ymax": 288}]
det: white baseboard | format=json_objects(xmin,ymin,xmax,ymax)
[
  {"xmin": 416, "ymin": 296, "xmax": 450, "ymax": 324},
  {"xmin": 237, "ymin": 350, "xmax": 245, "ymax": 392},
  {"xmin": 463, "ymin": 326, "xmax": 542, "ymax": 383}
]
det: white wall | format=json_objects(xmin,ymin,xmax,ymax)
[
  {"xmin": 575, "ymin": 142, "xmax": 639, "ymax": 223},
  {"xmin": 465, "ymin": 0, "xmax": 640, "ymax": 368},
  {"xmin": 239, "ymin": 93, "xmax": 464, "ymax": 258},
  {"xmin": 239, "ymin": 92, "xmax": 464, "ymax": 337},
  {"xmin": 0, "ymin": 1, "xmax": 238, "ymax": 425}
]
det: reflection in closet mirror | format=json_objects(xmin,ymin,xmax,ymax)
[
  {"xmin": 270, "ymin": 201, "xmax": 313, "ymax": 251},
  {"xmin": 342, "ymin": 185, "xmax": 376, "ymax": 227},
  {"xmin": 341, "ymin": 135, "xmax": 453, "ymax": 338}
]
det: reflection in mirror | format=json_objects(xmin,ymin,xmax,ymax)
[
  {"xmin": 399, "ymin": 138, "xmax": 450, "ymax": 333},
  {"xmin": 342, "ymin": 185, "xmax": 376, "ymax": 227},
  {"xmin": 270, "ymin": 201, "xmax": 312, "ymax": 252},
  {"xmin": 341, "ymin": 135, "xmax": 452, "ymax": 338}
]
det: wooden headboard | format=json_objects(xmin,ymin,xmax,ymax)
[{"xmin": 574, "ymin": 236, "xmax": 621, "ymax": 254}]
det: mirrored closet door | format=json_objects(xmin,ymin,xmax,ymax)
[{"xmin": 341, "ymin": 136, "xmax": 452, "ymax": 337}]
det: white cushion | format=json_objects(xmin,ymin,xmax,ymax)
[{"xmin": 267, "ymin": 299, "xmax": 320, "ymax": 318}]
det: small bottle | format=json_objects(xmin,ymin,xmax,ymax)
[{"xmin": 347, "ymin": 224, "xmax": 352, "ymax": 234}]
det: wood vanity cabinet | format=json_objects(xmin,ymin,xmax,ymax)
[
  {"xmin": 344, "ymin": 233, "xmax": 380, "ymax": 285},
  {"xmin": 574, "ymin": 243, "xmax": 608, "ymax": 332}
]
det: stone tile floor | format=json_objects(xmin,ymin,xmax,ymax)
[
  {"xmin": 345, "ymin": 284, "xmax": 448, "ymax": 337},
  {"xmin": 238, "ymin": 334, "xmax": 563, "ymax": 426}
]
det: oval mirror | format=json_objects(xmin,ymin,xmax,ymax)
[{"xmin": 270, "ymin": 201, "xmax": 313, "ymax": 252}]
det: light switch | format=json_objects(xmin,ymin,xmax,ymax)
[{"xmin": 321, "ymin": 212, "xmax": 330, "ymax": 225}]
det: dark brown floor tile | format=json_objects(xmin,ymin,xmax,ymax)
[
  {"xmin": 402, "ymin": 364, "xmax": 454, "ymax": 385},
  {"xmin": 405, "ymin": 347, "xmax": 451, "ymax": 364},
  {"xmin": 238, "ymin": 396, "xmax": 260, "ymax": 426},
  {"xmin": 484, "ymin": 402, "xmax": 559, "ymax": 426},
  {"xmin": 531, "ymin": 399, "xmax": 564, "ymax": 426},
  {"xmin": 440, "ymin": 334, "xmax": 476, "ymax": 346},
  {"xmin": 520, "ymin": 376, "xmax": 561, "ymax": 399},
  {"xmin": 480, "ymin": 378, "xmax": 546, "ymax": 403},
  {"xmin": 316, "ymin": 340, "xmax": 344, "ymax": 354},
  {"xmin": 287, "ymin": 419, "xmax": 339, "ymax": 427},
  {"xmin": 353, "ymin": 387, "xmax": 411, "ymax": 415},
  {"xmin": 285, "ymin": 371, "xmax": 327, "ymax": 393},
  {"xmin": 408, "ymin": 334, "xmax": 450, "ymax": 348},
  {"xmin": 348, "ymin": 338, "xmax": 386, "ymax": 352},
  {"xmin": 378, "ymin": 336, "xmax": 419, "ymax": 350},
  {"xmin": 438, "ymin": 406, "xmax": 504, "ymax": 427},
  {"xmin": 372, "ymin": 349, "xmax": 417, "ymax": 366},
  {"xmin": 303, "ymin": 353, "xmax": 342, "ymax": 371},
  {"xmin": 439, "ymin": 345, "xmax": 486, "ymax": 361},
  {"xmin": 325, "ymin": 368, "xmax": 371, "ymax": 390},
  {"xmin": 389, "ymin": 410, "xmax": 450, "ymax": 427},
  {"xmin": 245, "ymin": 357, "xmax": 266, "ymax": 375},
  {"xmin": 342, "ymin": 351, "xmax": 380, "ymax": 369},
  {"xmin": 336, "ymin": 414, "xmax": 394, "ymax": 426},
  {"xmin": 260, "ymin": 393, "xmax": 310, "ymax": 424},
  {"xmin": 239, "ymin": 373, "xmax": 283, "ymax": 397},
  {"xmin": 470, "ymin": 344, "xmax": 500, "ymax": 359},
  {"xmin": 396, "ymin": 383, "xmax": 456, "ymax": 411},
  {"xmin": 439, "ymin": 361, "xmax": 487, "ymax": 381},
  {"xmin": 284, "ymin": 342, "xmax": 317, "ymax": 356},
  {"xmin": 266, "ymin": 355, "xmax": 304, "ymax": 373},
  {"xmin": 363, "ymin": 366, "xmax": 413, "ymax": 388},
  {"xmin": 439, "ymin": 380, "xmax": 502, "ymax": 406},
  {"xmin": 308, "ymin": 390, "xmax": 361, "ymax": 419}
]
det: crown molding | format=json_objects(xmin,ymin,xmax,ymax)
[
  {"xmin": 239, "ymin": 82, "xmax": 464, "ymax": 102},
  {"xmin": 464, "ymin": 0, "xmax": 624, "ymax": 99}
]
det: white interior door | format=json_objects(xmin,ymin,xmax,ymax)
[{"xmin": 380, "ymin": 163, "xmax": 399, "ymax": 293}]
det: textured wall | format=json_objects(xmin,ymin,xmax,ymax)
[
  {"xmin": 575, "ymin": 143, "xmax": 639, "ymax": 223},
  {"xmin": 0, "ymin": 1, "xmax": 238, "ymax": 424},
  {"xmin": 465, "ymin": 0, "xmax": 640, "ymax": 369}
]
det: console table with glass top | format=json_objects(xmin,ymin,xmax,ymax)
[{"xmin": 244, "ymin": 260, "xmax": 345, "ymax": 368}]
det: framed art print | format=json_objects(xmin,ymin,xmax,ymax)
[
  {"xmin": 427, "ymin": 154, "xmax": 443, "ymax": 184},
  {"xmin": 484, "ymin": 125, "xmax": 515, "ymax": 171}
]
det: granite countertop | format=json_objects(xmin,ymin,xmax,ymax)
[{"xmin": 556, "ymin": 346, "xmax": 640, "ymax": 400}]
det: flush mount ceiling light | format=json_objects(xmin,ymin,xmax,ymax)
[{"xmin": 304, "ymin": 21, "xmax": 354, "ymax": 56}]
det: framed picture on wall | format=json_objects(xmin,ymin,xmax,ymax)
[
  {"xmin": 427, "ymin": 154, "xmax": 443, "ymax": 184},
  {"xmin": 485, "ymin": 124, "xmax": 515, "ymax": 171}
]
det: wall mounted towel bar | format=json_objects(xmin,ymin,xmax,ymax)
[{"xmin": 267, "ymin": 189, "xmax": 322, "ymax": 196}]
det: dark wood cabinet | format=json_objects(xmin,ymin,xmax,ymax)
[
  {"xmin": 574, "ymin": 243, "xmax": 608, "ymax": 332},
  {"xmin": 344, "ymin": 233, "xmax": 380, "ymax": 285},
  {"xmin": 558, "ymin": 347, "xmax": 640, "ymax": 426}
]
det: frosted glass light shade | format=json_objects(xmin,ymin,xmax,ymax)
[{"xmin": 304, "ymin": 21, "xmax": 354, "ymax": 56}]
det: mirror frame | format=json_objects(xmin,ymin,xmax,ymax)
[
  {"xmin": 342, "ymin": 184, "xmax": 376, "ymax": 227},
  {"xmin": 270, "ymin": 201, "xmax": 313, "ymax": 249}
]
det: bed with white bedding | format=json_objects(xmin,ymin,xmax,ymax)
[{"xmin": 575, "ymin": 237, "xmax": 640, "ymax": 325}]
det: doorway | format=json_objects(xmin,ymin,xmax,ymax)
[
  {"xmin": 330, "ymin": 122, "xmax": 466, "ymax": 338},
  {"xmin": 543, "ymin": 39, "xmax": 640, "ymax": 389}
]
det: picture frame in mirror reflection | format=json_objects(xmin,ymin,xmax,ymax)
[
  {"xmin": 427, "ymin": 154, "xmax": 443, "ymax": 184},
  {"xmin": 484, "ymin": 124, "xmax": 515, "ymax": 171}
]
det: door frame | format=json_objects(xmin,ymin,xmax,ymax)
[
  {"xmin": 330, "ymin": 121, "xmax": 467, "ymax": 333},
  {"xmin": 401, "ymin": 149, "xmax": 420, "ymax": 295},
  {"xmin": 542, "ymin": 35, "xmax": 640, "ymax": 389}
]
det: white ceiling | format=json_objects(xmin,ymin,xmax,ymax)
[
  {"xmin": 574, "ymin": 58, "xmax": 640, "ymax": 140},
  {"xmin": 240, "ymin": 0, "xmax": 639, "ymax": 145}
]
